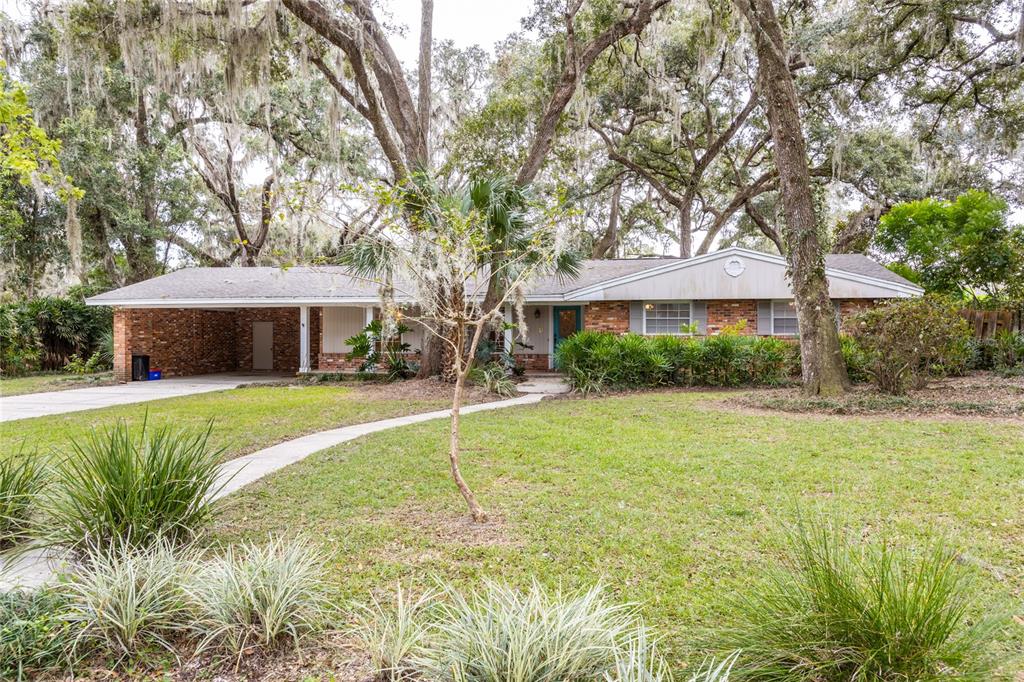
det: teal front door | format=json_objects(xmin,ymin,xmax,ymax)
[{"xmin": 553, "ymin": 306, "xmax": 583, "ymax": 365}]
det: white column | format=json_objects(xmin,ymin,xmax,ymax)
[
  {"xmin": 503, "ymin": 303, "xmax": 513, "ymax": 354},
  {"xmin": 365, "ymin": 306, "xmax": 375, "ymax": 326},
  {"xmin": 299, "ymin": 305, "xmax": 310, "ymax": 373}
]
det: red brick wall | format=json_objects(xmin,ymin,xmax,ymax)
[
  {"xmin": 706, "ymin": 300, "xmax": 758, "ymax": 335},
  {"xmin": 114, "ymin": 306, "xmax": 322, "ymax": 382},
  {"xmin": 514, "ymin": 353, "xmax": 550, "ymax": 371},
  {"xmin": 236, "ymin": 307, "xmax": 321, "ymax": 373},
  {"xmin": 837, "ymin": 298, "xmax": 877, "ymax": 323},
  {"xmin": 319, "ymin": 353, "xmax": 365, "ymax": 371},
  {"xmin": 584, "ymin": 301, "xmax": 629, "ymax": 333},
  {"xmin": 113, "ymin": 308, "xmax": 238, "ymax": 382}
]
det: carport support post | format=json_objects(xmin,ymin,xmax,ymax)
[
  {"xmin": 503, "ymin": 304, "xmax": 513, "ymax": 354},
  {"xmin": 299, "ymin": 305, "xmax": 311, "ymax": 374}
]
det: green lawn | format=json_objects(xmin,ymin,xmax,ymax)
[
  {"xmin": 213, "ymin": 391, "xmax": 1024, "ymax": 671},
  {"xmin": 0, "ymin": 371, "xmax": 115, "ymax": 397},
  {"xmin": 1, "ymin": 385, "xmax": 453, "ymax": 461}
]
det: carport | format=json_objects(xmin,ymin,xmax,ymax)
[{"xmin": 86, "ymin": 267, "xmax": 382, "ymax": 383}]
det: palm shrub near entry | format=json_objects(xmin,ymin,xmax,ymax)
[
  {"xmin": 0, "ymin": 448, "xmax": 44, "ymax": 548},
  {"xmin": 720, "ymin": 522, "xmax": 1002, "ymax": 681},
  {"xmin": 40, "ymin": 418, "xmax": 227, "ymax": 553}
]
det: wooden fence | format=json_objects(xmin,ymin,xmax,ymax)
[{"xmin": 960, "ymin": 308, "xmax": 1023, "ymax": 339}]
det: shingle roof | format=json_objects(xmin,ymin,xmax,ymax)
[
  {"xmin": 824, "ymin": 254, "xmax": 911, "ymax": 285},
  {"xmin": 85, "ymin": 249, "xmax": 918, "ymax": 305}
]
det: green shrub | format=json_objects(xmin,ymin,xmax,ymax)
[
  {"xmin": 64, "ymin": 538, "xmax": 193, "ymax": 662},
  {"xmin": 41, "ymin": 418, "xmax": 227, "ymax": 553},
  {"xmin": 426, "ymin": 581, "xmax": 637, "ymax": 682},
  {"xmin": 351, "ymin": 584, "xmax": 434, "ymax": 681},
  {"xmin": 721, "ymin": 522, "xmax": 1001, "ymax": 681},
  {"xmin": 184, "ymin": 536, "xmax": 331, "ymax": 662},
  {"xmin": 838, "ymin": 335, "xmax": 870, "ymax": 384},
  {"xmin": 469, "ymin": 362, "xmax": 518, "ymax": 397},
  {"xmin": 0, "ymin": 589, "xmax": 78, "ymax": 680},
  {"xmin": 0, "ymin": 449, "xmax": 44, "ymax": 548},
  {"xmin": 0, "ymin": 294, "xmax": 112, "ymax": 374},
  {"xmin": 991, "ymin": 329, "xmax": 1024, "ymax": 370},
  {"xmin": 557, "ymin": 331, "xmax": 799, "ymax": 391},
  {"xmin": 847, "ymin": 296, "xmax": 973, "ymax": 395}
]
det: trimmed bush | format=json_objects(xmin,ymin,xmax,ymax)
[
  {"xmin": 0, "ymin": 449, "xmax": 44, "ymax": 548},
  {"xmin": 41, "ymin": 418, "xmax": 227, "ymax": 553},
  {"xmin": 0, "ymin": 589, "xmax": 79, "ymax": 680},
  {"xmin": 720, "ymin": 522, "xmax": 1001, "ymax": 681},
  {"xmin": 556, "ymin": 331, "xmax": 801, "ymax": 392},
  {"xmin": 847, "ymin": 296, "xmax": 972, "ymax": 394},
  {"xmin": 184, "ymin": 536, "xmax": 332, "ymax": 662},
  {"xmin": 64, "ymin": 539, "xmax": 193, "ymax": 662}
]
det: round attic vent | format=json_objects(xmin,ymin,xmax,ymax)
[{"xmin": 724, "ymin": 256, "xmax": 746, "ymax": 277}]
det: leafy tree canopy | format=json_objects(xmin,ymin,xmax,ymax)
[{"xmin": 875, "ymin": 190, "xmax": 1024, "ymax": 302}]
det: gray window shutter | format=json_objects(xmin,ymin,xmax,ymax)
[
  {"xmin": 629, "ymin": 301, "xmax": 644, "ymax": 333},
  {"xmin": 833, "ymin": 301, "xmax": 842, "ymax": 330},
  {"xmin": 757, "ymin": 300, "xmax": 772, "ymax": 335},
  {"xmin": 691, "ymin": 301, "xmax": 707, "ymax": 334}
]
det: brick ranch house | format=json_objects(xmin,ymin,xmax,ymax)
[{"xmin": 85, "ymin": 247, "xmax": 922, "ymax": 382}]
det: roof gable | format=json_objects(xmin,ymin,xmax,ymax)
[{"xmin": 565, "ymin": 248, "xmax": 922, "ymax": 301}]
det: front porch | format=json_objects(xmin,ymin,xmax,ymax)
[{"xmin": 111, "ymin": 302, "xmax": 626, "ymax": 382}]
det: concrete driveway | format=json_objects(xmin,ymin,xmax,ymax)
[{"xmin": 0, "ymin": 373, "xmax": 287, "ymax": 423}]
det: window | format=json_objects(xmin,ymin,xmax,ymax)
[
  {"xmin": 643, "ymin": 302, "xmax": 691, "ymax": 335},
  {"xmin": 771, "ymin": 300, "xmax": 799, "ymax": 335}
]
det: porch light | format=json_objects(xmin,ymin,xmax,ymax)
[
  {"xmin": 644, "ymin": 303, "xmax": 655, "ymax": 310},
  {"xmin": 533, "ymin": 308, "xmax": 541, "ymax": 319}
]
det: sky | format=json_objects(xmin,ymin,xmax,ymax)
[{"xmin": 1, "ymin": 0, "xmax": 535, "ymax": 65}]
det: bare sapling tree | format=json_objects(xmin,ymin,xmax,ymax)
[{"xmin": 342, "ymin": 175, "xmax": 567, "ymax": 522}]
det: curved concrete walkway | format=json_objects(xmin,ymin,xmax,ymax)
[{"xmin": 0, "ymin": 391, "xmax": 550, "ymax": 589}]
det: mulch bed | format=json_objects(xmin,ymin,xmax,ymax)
[{"xmin": 732, "ymin": 371, "xmax": 1024, "ymax": 418}]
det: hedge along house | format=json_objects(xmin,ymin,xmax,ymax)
[{"xmin": 86, "ymin": 247, "xmax": 922, "ymax": 381}]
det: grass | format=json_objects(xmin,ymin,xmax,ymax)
[
  {"xmin": 211, "ymin": 391, "xmax": 1024, "ymax": 674},
  {"xmin": 0, "ymin": 385, "xmax": 452, "ymax": 463},
  {"xmin": 0, "ymin": 371, "xmax": 115, "ymax": 397}
]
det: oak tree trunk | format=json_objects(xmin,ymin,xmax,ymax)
[
  {"xmin": 592, "ymin": 180, "xmax": 622, "ymax": 258},
  {"xmin": 734, "ymin": 0, "xmax": 849, "ymax": 396}
]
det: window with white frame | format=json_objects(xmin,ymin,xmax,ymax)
[
  {"xmin": 771, "ymin": 300, "xmax": 799, "ymax": 335},
  {"xmin": 643, "ymin": 302, "xmax": 691, "ymax": 335}
]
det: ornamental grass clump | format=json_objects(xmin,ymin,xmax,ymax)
[
  {"xmin": 0, "ymin": 448, "xmax": 44, "ymax": 548},
  {"xmin": 351, "ymin": 584, "xmax": 435, "ymax": 681},
  {"xmin": 426, "ymin": 581, "xmax": 639, "ymax": 682},
  {"xmin": 41, "ymin": 417, "xmax": 227, "ymax": 553},
  {"xmin": 721, "ymin": 522, "xmax": 1001, "ymax": 681},
  {"xmin": 64, "ymin": 538, "xmax": 195, "ymax": 663},
  {"xmin": 184, "ymin": 535, "xmax": 332, "ymax": 664}
]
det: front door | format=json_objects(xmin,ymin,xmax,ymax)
[
  {"xmin": 252, "ymin": 321, "xmax": 274, "ymax": 370},
  {"xmin": 553, "ymin": 305, "xmax": 583, "ymax": 359}
]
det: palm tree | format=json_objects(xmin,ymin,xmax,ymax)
[{"xmin": 343, "ymin": 173, "xmax": 582, "ymax": 380}]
